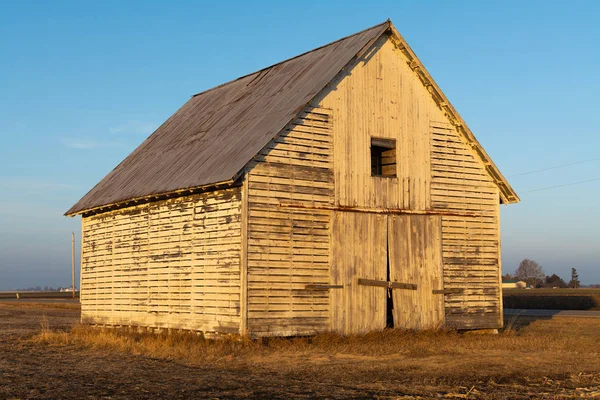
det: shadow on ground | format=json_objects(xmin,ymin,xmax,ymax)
[{"xmin": 503, "ymin": 312, "xmax": 558, "ymax": 330}]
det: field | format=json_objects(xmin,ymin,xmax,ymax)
[
  {"xmin": 0, "ymin": 291, "xmax": 79, "ymax": 300},
  {"xmin": 503, "ymin": 288, "xmax": 600, "ymax": 310},
  {"xmin": 1, "ymin": 301, "xmax": 599, "ymax": 399}
]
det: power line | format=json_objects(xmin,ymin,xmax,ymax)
[
  {"xmin": 526, "ymin": 177, "xmax": 600, "ymax": 193},
  {"xmin": 509, "ymin": 157, "xmax": 600, "ymax": 177}
]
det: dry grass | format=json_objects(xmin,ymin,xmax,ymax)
[
  {"xmin": 34, "ymin": 318, "xmax": 600, "ymax": 371},
  {"xmin": 22, "ymin": 316, "xmax": 600, "ymax": 397},
  {"xmin": 0, "ymin": 301, "xmax": 81, "ymax": 310},
  {"xmin": 38, "ymin": 314, "xmax": 51, "ymax": 340},
  {"xmin": 0, "ymin": 291, "xmax": 79, "ymax": 300}
]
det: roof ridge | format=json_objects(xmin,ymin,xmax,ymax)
[{"xmin": 190, "ymin": 20, "xmax": 390, "ymax": 99}]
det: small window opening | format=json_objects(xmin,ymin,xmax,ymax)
[{"xmin": 371, "ymin": 138, "xmax": 396, "ymax": 177}]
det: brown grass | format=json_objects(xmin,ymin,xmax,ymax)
[
  {"xmin": 26, "ymin": 317, "xmax": 600, "ymax": 398},
  {"xmin": 0, "ymin": 301, "xmax": 81, "ymax": 310},
  {"xmin": 0, "ymin": 291, "xmax": 79, "ymax": 300},
  {"xmin": 34, "ymin": 318, "xmax": 600, "ymax": 369}
]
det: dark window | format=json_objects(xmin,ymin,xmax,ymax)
[{"xmin": 371, "ymin": 138, "xmax": 396, "ymax": 177}]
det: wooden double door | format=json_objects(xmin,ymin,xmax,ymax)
[{"xmin": 330, "ymin": 212, "xmax": 444, "ymax": 334}]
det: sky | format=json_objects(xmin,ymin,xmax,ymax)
[{"xmin": 0, "ymin": 0, "xmax": 599, "ymax": 290}]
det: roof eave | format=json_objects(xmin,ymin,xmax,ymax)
[
  {"xmin": 65, "ymin": 178, "xmax": 239, "ymax": 217},
  {"xmin": 387, "ymin": 23, "xmax": 520, "ymax": 205}
]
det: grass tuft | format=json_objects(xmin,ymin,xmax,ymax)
[{"xmin": 32, "ymin": 317, "xmax": 600, "ymax": 375}]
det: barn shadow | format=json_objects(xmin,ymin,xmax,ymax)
[{"xmin": 502, "ymin": 310, "xmax": 561, "ymax": 331}]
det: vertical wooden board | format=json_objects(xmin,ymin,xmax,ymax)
[
  {"xmin": 429, "ymin": 215, "xmax": 445, "ymax": 326},
  {"xmin": 329, "ymin": 212, "xmax": 343, "ymax": 332},
  {"xmin": 388, "ymin": 215, "xmax": 415, "ymax": 328},
  {"xmin": 389, "ymin": 215, "xmax": 444, "ymax": 330},
  {"xmin": 496, "ymin": 200, "xmax": 504, "ymax": 329},
  {"xmin": 315, "ymin": 35, "xmax": 433, "ymax": 211},
  {"xmin": 240, "ymin": 179, "xmax": 249, "ymax": 335},
  {"xmin": 330, "ymin": 211, "xmax": 387, "ymax": 334}
]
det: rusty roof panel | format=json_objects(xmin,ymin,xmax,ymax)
[{"xmin": 67, "ymin": 21, "xmax": 390, "ymax": 215}]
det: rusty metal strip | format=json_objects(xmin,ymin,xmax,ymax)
[
  {"xmin": 357, "ymin": 278, "xmax": 417, "ymax": 291},
  {"xmin": 279, "ymin": 201, "xmax": 492, "ymax": 218}
]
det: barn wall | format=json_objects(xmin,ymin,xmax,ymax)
[
  {"xmin": 429, "ymin": 121, "xmax": 501, "ymax": 329},
  {"xmin": 311, "ymin": 34, "xmax": 502, "ymax": 329},
  {"xmin": 81, "ymin": 188, "xmax": 243, "ymax": 334},
  {"xmin": 245, "ymin": 108, "xmax": 334, "ymax": 336},
  {"xmin": 315, "ymin": 34, "xmax": 436, "ymax": 211}
]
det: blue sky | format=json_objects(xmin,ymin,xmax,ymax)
[{"xmin": 1, "ymin": 0, "xmax": 598, "ymax": 290}]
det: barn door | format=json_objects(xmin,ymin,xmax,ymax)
[
  {"xmin": 331, "ymin": 212, "xmax": 387, "ymax": 334},
  {"xmin": 387, "ymin": 215, "xmax": 444, "ymax": 329}
]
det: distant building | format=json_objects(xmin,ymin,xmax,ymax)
[
  {"xmin": 59, "ymin": 286, "xmax": 77, "ymax": 292},
  {"xmin": 502, "ymin": 280, "xmax": 526, "ymax": 289}
]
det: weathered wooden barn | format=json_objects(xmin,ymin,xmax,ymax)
[{"xmin": 66, "ymin": 20, "xmax": 519, "ymax": 337}]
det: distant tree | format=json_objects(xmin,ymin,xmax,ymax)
[
  {"xmin": 515, "ymin": 259, "xmax": 545, "ymax": 287},
  {"xmin": 34, "ymin": 286, "xmax": 42, "ymax": 292},
  {"xmin": 544, "ymin": 274, "xmax": 567, "ymax": 288},
  {"xmin": 502, "ymin": 273, "xmax": 516, "ymax": 281},
  {"xmin": 568, "ymin": 268, "xmax": 581, "ymax": 289}
]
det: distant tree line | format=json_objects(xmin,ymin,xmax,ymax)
[
  {"xmin": 16, "ymin": 286, "xmax": 64, "ymax": 292},
  {"xmin": 502, "ymin": 259, "xmax": 582, "ymax": 288}
]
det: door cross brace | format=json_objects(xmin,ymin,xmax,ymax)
[{"xmin": 357, "ymin": 278, "xmax": 417, "ymax": 290}]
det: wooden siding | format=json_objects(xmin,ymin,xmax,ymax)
[
  {"xmin": 430, "ymin": 121, "xmax": 501, "ymax": 329},
  {"xmin": 245, "ymin": 108, "xmax": 334, "ymax": 336},
  {"xmin": 77, "ymin": 31, "xmax": 507, "ymax": 335},
  {"xmin": 312, "ymin": 33, "xmax": 503, "ymax": 330},
  {"xmin": 81, "ymin": 188, "xmax": 242, "ymax": 334},
  {"xmin": 330, "ymin": 212, "xmax": 387, "ymax": 334},
  {"xmin": 330, "ymin": 213, "xmax": 444, "ymax": 334},
  {"xmin": 316, "ymin": 34, "xmax": 437, "ymax": 211},
  {"xmin": 388, "ymin": 215, "xmax": 444, "ymax": 329}
]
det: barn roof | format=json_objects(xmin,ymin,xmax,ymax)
[{"xmin": 66, "ymin": 20, "xmax": 518, "ymax": 216}]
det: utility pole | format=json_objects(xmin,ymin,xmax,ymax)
[{"xmin": 71, "ymin": 232, "xmax": 75, "ymax": 300}]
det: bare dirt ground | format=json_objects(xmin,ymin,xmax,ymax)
[{"xmin": 1, "ymin": 302, "xmax": 599, "ymax": 399}]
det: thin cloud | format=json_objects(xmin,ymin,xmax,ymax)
[
  {"xmin": 0, "ymin": 178, "xmax": 80, "ymax": 191},
  {"xmin": 61, "ymin": 138, "xmax": 101, "ymax": 149},
  {"xmin": 0, "ymin": 201, "xmax": 67, "ymax": 217},
  {"xmin": 60, "ymin": 138, "xmax": 125, "ymax": 149},
  {"xmin": 109, "ymin": 120, "xmax": 156, "ymax": 135}
]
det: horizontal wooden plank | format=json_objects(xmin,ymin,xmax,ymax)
[
  {"xmin": 357, "ymin": 278, "xmax": 417, "ymax": 290},
  {"xmin": 249, "ymin": 174, "xmax": 332, "ymax": 189},
  {"xmin": 305, "ymin": 284, "xmax": 343, "ymax": 290}
]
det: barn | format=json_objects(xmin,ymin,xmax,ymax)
[{"xmin": 66, "ymin": 20, "xmax": 519, "ymax": 337}]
